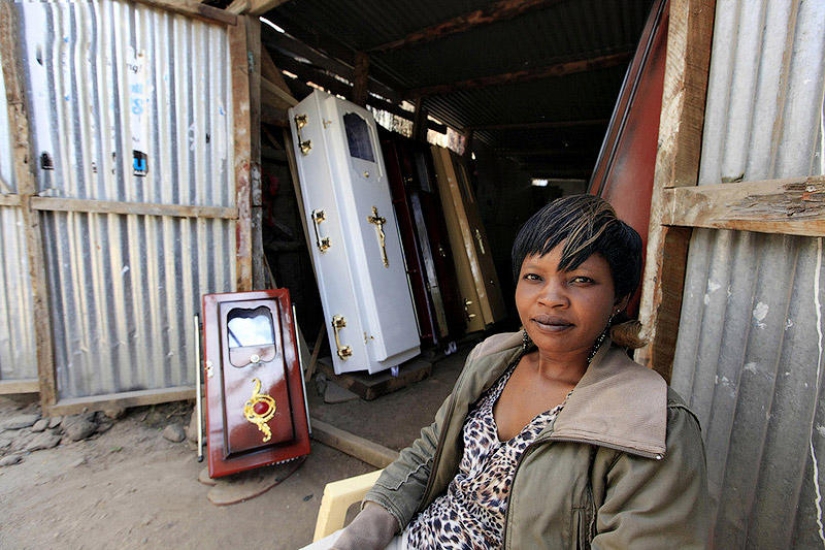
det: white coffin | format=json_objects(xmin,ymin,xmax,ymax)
[{"xmin": 288, "ymin": 90, "xmax": 420, "ymax": 375}]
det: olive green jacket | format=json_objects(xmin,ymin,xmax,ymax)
[{"xmin": 365, "ymin": 332, "xmax": 710, "ymax": 549}]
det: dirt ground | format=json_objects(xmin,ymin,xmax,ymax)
[{"xmin": 0, "ymin": 346, "xmax": 470, "ymax": 550}]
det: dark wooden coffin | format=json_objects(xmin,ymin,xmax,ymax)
[{"xmin": 379, "ymin": 129, "xmax": 465, "ymax": 348}]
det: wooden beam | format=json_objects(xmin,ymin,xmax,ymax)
[
  {"xmin": 662, "ymin": 176, "xmax": 825, "ymax": 236},
  {"xmin": 1, "ymin": 2, "xmax": 57, "ymax": 410},
  {"xmin": 278, "ymin": 69, "xmax": 447, "ymax": 133},
  {"xmin": 263, "ymin": 27, "xmax": 402, "ymax": 103},
  {"xmin": 369, "ymin": 0, "xmax": 566, "ymax": 53},
  {"xmin": 407, "ymin": 51, "xmax": 632, "ymax": 98},
  {"xmin": 262, "ymin": 77, "xmax": 298, "ymax": 110},
  {"xmin": 260, "ymin": 46, "xmax": 294, "ymax": 94},
  {"xmin": 251, "ymin": 0, "xmax": 292, "ymax": 16},
  {"xmin": 229, "ymin": 17, "xmax": 254, "ymax": 292},
  {"xmin": 0, "ymin": 380, "xmax": 39, "ymax": 395},
  {"xmin": 30, "ymin": 196, "xmax": 238, "ymax": 219},
  {"xmin": 228, "ymin": 0, "xmax": 291, "ymax": 16},
  {"xmin": 636, "ymin": 0, "xmax": 716, "ymax": 376},
  {"xmin": 0, "ymin": 194, "xmax": 20, "ymax": 207},
  {"xmin": 311, "ymin": 418, "xmax": 400, "ymax": 469},
  {"xmin": 47, "ymin": 387, "xmax": 195, "ymax": 417},
  {"xmin": 133, "ymin": 0, "xmax": 237, "ymax": 25}
]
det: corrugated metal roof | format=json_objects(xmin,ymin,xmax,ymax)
[
  {"xmin": 262, "ymin": 0, "xmax": 655, "ymax": 179},
  {"xmin": 671, "ymin": 0, "xmax": 825, "ymax": 546}
]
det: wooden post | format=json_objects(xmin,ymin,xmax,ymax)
[
  {"xmin": 352, "ymin": 52, "xmax": 370, "ymax": 107},
  {"xmin": 0, "ymin": 3, "xmax": 56, "ymax": 407},
  {"xmin": 636, "ymin": 0, "xmax": 716, "ymax": 381},
  {"xmin": 245, "ymin": 15, "xmax": 264, "ymax": 290},
  {"xmin": 229, "ymin": 17, "xmax": 254, "ymax": 291},
  {"xmin": 412, "ymin": 98, "xmax": 429, "ymax": 143}
]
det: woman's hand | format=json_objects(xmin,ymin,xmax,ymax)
[{"xmin": 330, "ymin": 502, "xmax": 399, "ymax": 550}]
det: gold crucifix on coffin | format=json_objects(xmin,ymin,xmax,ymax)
[{"xmin": 367, "ymin": 206, "xmax": 389, "ymax": 268}]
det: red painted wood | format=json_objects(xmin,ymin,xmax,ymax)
[
  {"xmin": 588, "ymin": 0, "xmax": 669, "ymax": 316},
  {"xmin": 203, "ymin": 289, "xmax": 310, "ymax": 478}
]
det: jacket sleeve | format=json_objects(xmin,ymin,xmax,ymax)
[
  {"xmin": 362, "ymin": 340, "xmax": 494, "ymax": 529},
  {"xmin": 362, "ymin": 391, "xmax": 452, "ymax": 531},
  {"xmin": 591, "ymin": 401, "xmax": 710, "ymax": 549}
]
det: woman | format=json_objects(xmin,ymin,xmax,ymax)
[{"xmin": 312, "ymin": 194, "xmax": 709, "ymax": 549}]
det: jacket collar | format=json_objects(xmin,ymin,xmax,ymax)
[
  {"xmin": 464, "ymin": 332, "xmax": 667, "ymax": 459},
  {"xmin": 551, "ymin": 339, "xmax": 667, "ymax": 458}
]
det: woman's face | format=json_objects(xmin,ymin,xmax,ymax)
[{"xmin": 516, "ymin": 244, "xmax": 622, "ymax": 360}]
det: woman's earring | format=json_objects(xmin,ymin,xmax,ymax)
[
  {"xmin": 522, "ymin": 329, "xmax": 531, "ymax": 351},
  {"xmin": 587, "ymin": 313, "xmax": 615, "ymax": 364}
]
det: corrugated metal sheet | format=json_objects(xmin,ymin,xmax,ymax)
[
  {"xmin": 0, "ymin": 206, "xmax": 37, "ymax": 382},
  {"xmin": 20, "ymin": 2, "xmax": 234, "ymax": 205},
  {"xmin": 671, "ymin": 0, "xmax": 825, "ymax": 547},
  {"xmin": 0, "ymin": 48, "xmax": 14, "ymax": 191},
  {"xmin": 43, "ymin": 212, "xmax": 234, "ymax": 399},
  {"xmin": 12, "ymin": 1, "xmax": 236, "ymax": 400},
  {"xmin": 0, "ymin": 44, "xmax": 38, "ymax": 383}
]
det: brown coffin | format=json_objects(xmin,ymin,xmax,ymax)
[
  {"xmin": 202, "ymin": 289, "xmax": 310, "ymax": 478},
  {"xmin": 380, "ymin": 130, "xmax": 465, "ymax": 346}
]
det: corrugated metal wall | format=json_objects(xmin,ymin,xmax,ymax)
[
  {"xmin": 0, "ymin": 44, "xmax": 38, "ymax": 382},
  {"xmin": 5, "ymin": 1, "xmax": 236, "ymax": 399},
  {"xmin": 670, "ymin": 0, "xmax": 825, "ymax": 547}
]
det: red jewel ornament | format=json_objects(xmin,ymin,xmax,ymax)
[{"xmin": 253, "ymin": 400, "xmax": 270, "ymax": 415}]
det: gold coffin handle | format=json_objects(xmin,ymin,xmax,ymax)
[
  {"xmin": 312, "ymin": 209, "xmax": 331, "ymax": 252},
  {"xmin": 464, "ymin": 298, "xmax": 477, "ymax": 320},
  {"xmin": 331, "ymin": 315, "xmax": 353, "ymax": 360},
  {"xmin": 474, "ymin": 228, "xmax": 486, "ymax": 255},
  {"xmin": 294, "ymin": 114, "xmax": 312, "ymax": 155}
]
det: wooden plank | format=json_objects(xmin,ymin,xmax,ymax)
[
  {"xmin": 30, "ymin": 196, "xmax": 238, "ymax": 219},
  {"xmin": 407, "ymin": 51, "xmax": 632, "ymax": 99},
  {"xmin": 1, "ymin": 2, "xmax": 57, "ymax": 410},
  {"xmin": 262, "ymin": 77, "xmax": 298, "ymax": 108},
  {"xmin": 311, "ymin": 418, "xmax": 400, "ymax": 468},
  {"xmin": 229, "ymin": 17, "xmax": 254, "ymax": 292},
  {"xmin": 0, "ymin": 194, "xmax": 20, "ymax": 207},
  {"xmin": 636, "ymin": 0, "xmax": 716, "ymax": 372},
  {"xmin": 47, "ymin": 387, "xmax": 195, "ymax": 417},
  {"xmin": 662, "ymin": 176, "xmax": 825, "ymax": 236},
  {"xmin": 133, "ymin": 0, "xmax": 237, "ymax": 25},
  {"xmin": 0, "ymin": 380, "xmax": 39, "ymax": 395}
]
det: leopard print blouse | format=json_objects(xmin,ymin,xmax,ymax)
[{"xmin": 404, "ymin": 363, "xmax": 567, "ymax": 548}]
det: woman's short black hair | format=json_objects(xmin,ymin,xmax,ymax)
[{"xmin": 511, "ymin": 194, "xmax": 643, "ymax": 299}]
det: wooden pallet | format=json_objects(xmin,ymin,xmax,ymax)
[{"xmin": 316, "ymin": 356, "xmax": 432, "ymax": 401}]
